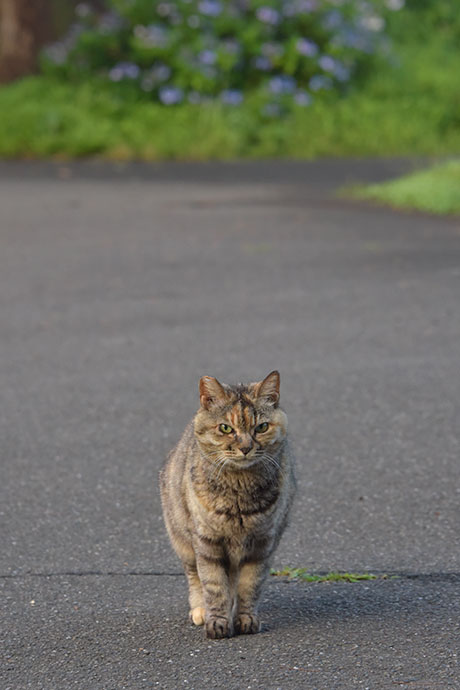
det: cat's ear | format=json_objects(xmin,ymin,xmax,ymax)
[
  {"xmin": 253, "ymin": 370, "xmax": 280, "ymax": 407},
  {"xmin": 199, "ymin": 376, "xmax": 228, "ymax": 410}
]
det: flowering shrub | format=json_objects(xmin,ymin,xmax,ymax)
[{"xmin": 42, "ymin": 0, "xmax": 404, "ymax": 110}]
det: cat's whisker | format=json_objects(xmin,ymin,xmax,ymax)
[
  {"xmin": 258, "ymin": 452, "xmax": 284, "ymax": 476},
  {"xmin": 210, "ymin": 455, "xmax": 227, "ymax": 472},
  {"xmin": 202, "ymin": 449, "xmax": 228, "ymax": 467},
  {"xmin": 209, "ymin": 454, "xmax": 233, "ymax": 481},
  {"xmin": 260, "ymin": 456, "xmax": 277, "ymax": 473},
  {"xmin": 261, "ymin": 449, "xmax": 280, "ymax": 463},
  {"xmin": 263, "ymin": 452, "xmax": 281, "ymax": 469},
  {"xmin": 216, "ymin": 457, "xmax": 232, "ymax": 481}
]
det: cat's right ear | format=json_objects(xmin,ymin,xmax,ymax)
[
  {"xmin": 253, "ymin": 370, "xmax": 280, "ymax": 407},
  {"xmin": 199, "ymin": 376, "xmax": 227, "ymax": 410}
]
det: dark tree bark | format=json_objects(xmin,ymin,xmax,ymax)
[{"xmin": 0, "ymin": 0, "xmax": 53, "ymax": 83}]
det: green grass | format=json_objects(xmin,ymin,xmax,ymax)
[
  {"xmin": 349, "ymin": 160, "xmax": 460, "ymax": 215},
  {"xmin": 270, "ymin": 568, "xmax": 388, "ymax": 583},
  {"xmin": 1, "ymin": 60, "xmax": 460, "ymax": 160}
]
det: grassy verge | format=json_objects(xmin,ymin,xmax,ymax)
[
  {"xmin": 1, "ymin": 66, "xmax": 460, "ymax": 160},
  {"xmin": 270, "ymin": 568, "xmax": 391, "ymax": 583},
  {"xmin": 348, "ymin": 160, "xmax": 460, "ymax": 215}
]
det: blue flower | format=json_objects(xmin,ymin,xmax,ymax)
[
  {"xmin": 220, "ymin": 89, "xmax": 243, "ymax": 105},
  {"xmin": 157, "ymin": 3, "xmax": 175, "ymax": 17},
  {"xmin": 98, "ymin": 11, "xmax": 124, "ymax": 34},
  {"xmin": 256, "ymin": 7, "xmax": 280, "ymax": 25},
  {"xmin": 222, "ymin": 39, "xmax": 240, "ymax": 55},
  {"xmin": 43, "ymin": 43, "xmax": 69, "ymax": 65},
  {"xmin": 335, "ymin": 27, "xmax": 375, "ymax": 53},
  {"xmin": 333, "ymin": 61, "xmax": 350, "ymax": 82},
  {"xmin": 198, "ymin": 0, "xmax": 222, "ymax": 17},
  {"xmin": 268, "ymin": 75, "xmax": 296, "ymax": 94},
  {"xmin": 199, "ymin": 50, "xmax": 217, "ymax": 65},
  {"xmin": 253, "ymin": 56, "xmax": 271, "ymax": 71},
  {"xmin": 309, "ymin": 75, "xmax": 333, "ymax": 91},
  {"xmin": 261, "ymin": 42, "xmax": 284, "ymax": 58},
  {"xmin": 153, "ymin": 63, "xmax": 172, "ymax": 81},
  {"xmin": 109, "ymin": 62, "xmax": 140, "ymax": 81},
  {"xmin": 134, "ymin": 24, "xmax": 168, "ymax": 47},
  {"xmin": 296, "ymin": 38, "xmax": 318, "ymax": 57},
  {"xmin": 359, "ymin": 15, "xmax": 385, "ymax": 32},
  {"xmin": 299, "ymin": 0, "xmax": 317, "ymax": 10},
  {"xmin": 294, "ymin": 89, "xmax": 312, "ymax": 106},
  {"xmin": 159, "ymin": 86, "xmax": 184, "ymax": 105},
  {"xmin": 322, "ymin": 10, "xmax": 343, "ymax": 31},
  {"xmin": 318, "ymin": 55, "xmax": 336, "ymax": 72},
  {"xmin": 43, "ymin": 23, "xmax": 83, "ymax": 65},
  {"xmin": 75, "ymin": 3, "xmax": 91, "ymax": 18},
  {"xmin": 286, "ymin": 0, "xmax": 317, "ymax": 15}
]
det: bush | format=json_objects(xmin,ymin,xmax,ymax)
[{"xmin": 41, "ymin": 0, "xmax": 403, "ymax": 111}]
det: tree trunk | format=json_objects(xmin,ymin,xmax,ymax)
[{"xmin": 0, "ymin": 0, "xmax": 53, "ymax": 83}]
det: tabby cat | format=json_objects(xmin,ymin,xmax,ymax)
[{"xmin": 160, "ymin": 371, "xmax": 295, "ymax": 639}]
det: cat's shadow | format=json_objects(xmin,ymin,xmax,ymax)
[{"xmin": 260, "ymin": 578, "xmax": 437, "ymax": 631}]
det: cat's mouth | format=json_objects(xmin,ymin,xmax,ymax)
[
  {"xmin": 205, "ymin": 448, "xmax": 279, "ymax": 474},
  {"xmin": 229, "ymin": 455, "xmax": 260, "ymax": 469},
  {"xmin": 222, "ymin": 450, "xmax": 266, "ymax": 470}
]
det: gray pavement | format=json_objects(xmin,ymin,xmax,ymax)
[{"xmin": 1, "ymin": 159, "xmax": 459, "ymax": 689}]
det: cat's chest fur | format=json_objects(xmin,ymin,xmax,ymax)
[{"xmin": 188, "ymin": 457, "xmax": 282, "ymax": 536}]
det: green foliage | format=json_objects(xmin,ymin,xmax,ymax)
[
  {"xmin": 40, "ymin": 0, "xmax": 396, "ymax": 109},
  {"xmin": 385, "ymin": 0, "xmax": 460, "ymax": 43},
  {"xmin": 1, "ymin": 72, "xmax": 460, "ymax": 159},
  {"xmin": 348, "ymin": 161, "xmax": 460, "ymax": 215}
]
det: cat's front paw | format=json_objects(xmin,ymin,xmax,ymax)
[
  {"xmin": 205, "ymin": 616, "xmax": 233, "ymax": 639},
  {"xmin": 189, "ymin": 607, "xmax": 206, "ymax": 626},
  {"xmin": 234, "ymin": 613, "xmax": 261, "ymax": 635}
]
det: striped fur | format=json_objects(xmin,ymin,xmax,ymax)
[{"xmin": 160, "ymin": 371, "xmax": 295, "ymax": 639}]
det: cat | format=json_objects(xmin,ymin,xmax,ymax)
[{"xmin": 160, "ymin": 370, "xmax": 295, "ymax": 639}]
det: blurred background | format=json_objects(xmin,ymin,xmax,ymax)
[{"xmin": 0, "ymin": 0, "xmax": 459, "ymax": 160}]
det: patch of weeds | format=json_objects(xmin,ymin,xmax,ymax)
[
  {"xmin": 270, "ymin": 567, "xmax": 391, "ymax": 583},
  {"xmin": 346, "ymin": 160, "xmax": 460, "ymax": 215}
]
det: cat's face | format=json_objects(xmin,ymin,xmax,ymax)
[{"xmin": 194, "ymin": 371, "xmax": 287, "ymax": 470}]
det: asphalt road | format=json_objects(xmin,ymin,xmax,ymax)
[{"xmin": 1, "ymin": 159, "xmax": 459, "ymax": 689}]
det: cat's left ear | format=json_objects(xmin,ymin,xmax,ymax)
[{"xmin": 253, "ymin": 370, "xmax": 280, "ymax": 407}]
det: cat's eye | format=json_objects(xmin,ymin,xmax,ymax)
[
  {"xmin": 219, "ymin": 423, "xmax": 233, "ymax": 434},
  {"xmin": 255, "ymin": 422, "xmax": 269, "ymax": 433}
]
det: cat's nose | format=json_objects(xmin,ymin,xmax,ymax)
[{"xmin": 240, "ymin": 445, "xmax": 253, "ymax": 456}]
